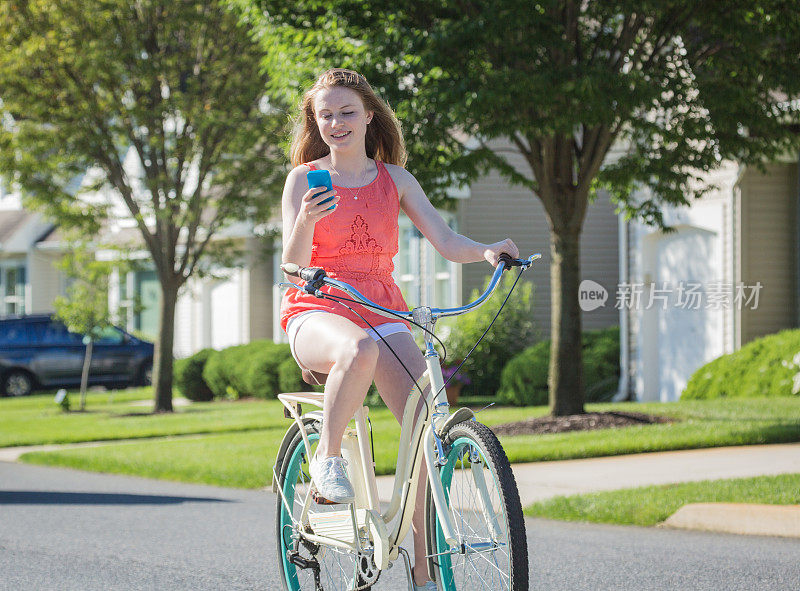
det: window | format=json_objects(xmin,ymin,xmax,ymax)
[
  {"xmin": 394, "ymin": 220, "xmax": 421, "ymax": 305},
  {"xmin": 30, "ymin": 321, "xmax": 84, "ymax": 345},
  {"xmin": 134, "ymin": 270, "xmax": 160, "ymax": 340},
  {"xmin": 1, "ymin": 264, "xmax": 26, "ymax": 316},
  {"xmin": 95, "ymin": 326, "xmax": 125, "ymax": 345},
  {"xmin": 112, "ymin": 269, "xmax": 158, "ymax": 340},
  {"xmin": 393, "ymin": 213, "xmax": 459, "ymax": 309}
]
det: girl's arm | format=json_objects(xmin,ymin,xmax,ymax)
[
  {"xmin": 281, "ymin": 165, "xmax": 340, "ymax": 279},
  {"xmin": 390, "ymin": 165, "xmax": 519, "ymax": 266}
]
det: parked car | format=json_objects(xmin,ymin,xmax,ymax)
[{"xmin": 0, "ymin": 314, "xmax": 154, "ymax": 397}]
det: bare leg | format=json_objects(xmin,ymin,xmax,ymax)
[
  {"xmin": 291, "ymin": 313, "xmax": 379, "ymax": 459},
  {"xmin": 372, "ymin": 332, "xmax": 434, "ymax": 586}
]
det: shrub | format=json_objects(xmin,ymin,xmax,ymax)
[
  {"xmin": 201, "ymin": 348, "xmax": 229, "ymax": 398},
  {"xmin": 201, "ymin": 340, "xmax": 292, "ymax": 399},
  {"xmin": 242, "ymin": 342, "xmax": 293, "ymax": 399},
  {"xmin": 445, "ymin": 273, "xmax": 536, "ymax": 397},
  {"xmin": 174, "ymin": 348, "xmax": 215, "ymax": 401},
  {"xmin": 363, "ymin": 382, "xmax": 386, "ymax": 407},
  {"xmin": 497, "ymin": 340, "xmax": 550, "ymax": 406},
  {"xmin": 583, "ymin": 326, "xmax": 621, "ymax": 402},
  {"xmin": 497, "ymin": 326, "xmax": 620, "ymax": 406},
  {"xmin": 682, "ymin": 328, "xmax": 800, "ymax": 400},
  {"xmin": 227, "ymin": 342, "xmax": 267, "ymax": 397},
  {"xmin": 278, "ymin": 356, "xmax": 316, "ymax": 393}
]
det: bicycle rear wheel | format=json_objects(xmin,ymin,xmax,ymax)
[
  {"xmin": 425, "ymin": 420, "xmax": 528, "ymax": 591},
  {"xmin": 276, "ymin": 422, "xmax": 373, "ymax": 591}
]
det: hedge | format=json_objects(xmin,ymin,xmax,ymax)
[
  {"xmin": 682, "ymin": 328, "xmax": 800, "ymax": 400},
  {"xmin": 201, "ymin": 340, "xmax": 293, "ymax": 399},
  {"xmin": 497, "ymin": 326, "xmax": 620, "ymax": 406},
  {"xmin": 181, "ymin": 340, "xmax": 388, "ymax": 403},
  {"xmin": 174, "ymin": 348, "xmax": 216, "ymax": 401}
]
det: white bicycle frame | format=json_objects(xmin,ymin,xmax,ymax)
[{"xmin": 274, "ymin": 254, "xmax": 540, "ymax": 571}]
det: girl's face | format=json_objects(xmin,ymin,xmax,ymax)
[{"xmin": 313, "ymin": 86, "xmax": 373, "ymax": 153}]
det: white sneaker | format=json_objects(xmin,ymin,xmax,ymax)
[{"xmin": 309, "ymin": 454, "xmax": 355, "ymax": 504}]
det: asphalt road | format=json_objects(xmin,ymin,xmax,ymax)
[{"xmin": 1, "ymin": 462, "xmax": 798, "ymax": 591}]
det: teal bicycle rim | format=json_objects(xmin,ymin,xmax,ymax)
[
  {"xmin": 434, "ymin": 436, "xmax": 510, "ymax": 591},
  {"xmin": 279, "ymin": 431, "xmax": 319, "ymax": 590}
]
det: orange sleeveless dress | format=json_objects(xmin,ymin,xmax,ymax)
[{"xmin": 279, "ymin": 160, "xmax": 412, "ymax": 333}]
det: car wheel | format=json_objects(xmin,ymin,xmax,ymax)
[
  {"xmin": 2, "ymin": 370, "xmax": 34, "ymax": 397},
  {"xmin": 139, "ymin": 360, "xmax": 153, "ymax": 386}
]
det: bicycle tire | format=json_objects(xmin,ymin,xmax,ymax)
[
  {"xmin": 424, "ymin": 420, "xmax": 528, "ymax": 591},
  {"xmin": 275, "ymin": 421, "xmax": 374, "ymax": 591}
]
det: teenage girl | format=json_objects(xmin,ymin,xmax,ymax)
[{"xmin": 280, "ymin": 68, "xmax": 519, "ymax": 590}]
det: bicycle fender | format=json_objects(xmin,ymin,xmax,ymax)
[{"xmin": 436, "ymin": 407, "xmax": 475, "ymax": 438}]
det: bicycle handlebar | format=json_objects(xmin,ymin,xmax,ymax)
[{"xmin": 280, "ymin": 253, "xmax": 541, "ymax": 321}]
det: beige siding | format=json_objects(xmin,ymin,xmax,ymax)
[
  {"xmin": 739, "ymin": 163, "xmax": 799, "ymax": 343},
  {"xmin": 28, "ymin": 250, "xmax": 64, "ymax": 313},
  {"xmin": 458, "ymin": 155, "xmax": 620, "ymax": 337}
]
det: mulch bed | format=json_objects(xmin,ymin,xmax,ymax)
[{"xmin": 491, "ymin": 411, "xmax": 676, "ymax": 436}]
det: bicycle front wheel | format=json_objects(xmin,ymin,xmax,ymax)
[{"xmin": 426, "ymin": 420, "xmax": 528, "ymax": 591}]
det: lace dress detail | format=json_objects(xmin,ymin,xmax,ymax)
[{"xmin": 279, "ymin": 160, "xmax": 410, "ymax": 332}]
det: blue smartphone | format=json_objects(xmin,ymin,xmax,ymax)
[{"xmin": 307, "ymin": 169, "xmax": 336, "ymax": 210}]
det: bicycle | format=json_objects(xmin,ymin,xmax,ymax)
[{"xmin": 273, "ymin": 253, "xmax": 541, "ymax": 591}]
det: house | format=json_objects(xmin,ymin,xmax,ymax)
[
  {"xmin": 0, "ymin": 143, "xmax": 622, "ymax": 360},
  {"xmin": 0, "ymin": 186, "xmax": 64, "ymax": 317},
  {"xmin": 620, "ymin": 157, "xmax": 800, "ymax": 402}
]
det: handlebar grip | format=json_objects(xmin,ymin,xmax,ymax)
[
  {"xmin": 300, "ymin": 267, "xmax": 326, "ymax": 284},
  {"xmin": 281, "ymin": 263, "xmax": 301, "ymax": 277},
  {"xmin": 498, "ymin": 253, "xmax": 521, "ymax": 269},
  {"xmin": 280, "ymin": 263, "xmax": 327, "ymax": 284}
]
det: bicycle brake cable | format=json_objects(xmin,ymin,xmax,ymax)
[{"xmin": 433, "ymin": 266, "xmax": 527, "ymax": 400}]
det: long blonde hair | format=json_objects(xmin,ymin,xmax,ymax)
[{"xmin": 290, "ymin": 68, "xmax": 407, "ymax": 168}]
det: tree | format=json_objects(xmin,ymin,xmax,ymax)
[
  {"xmin": 0, "ymin": 0, "xmax": 285, "ymax": 411},
  {"xmin": 235, "ymin": 0, "xmax": 800, "ymax": 415},
  {"xmin": 53, "ymin": 234, "xmax": 141, "ymax": 411}
]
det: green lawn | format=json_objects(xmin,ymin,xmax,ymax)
[
  {"xmin": 524, "ymin": 473, "xmax": 800, "ymax": 526},
  {"xmin": 21, "ymin": 430, "xmax": 289, "ymax": 489},
  {"xmin": 0, "ymin": 388, "xmax": 291, "ymax": 447},
  {"xmin": 6, "ymin": 391, "xmax": 799, "ymax": 488}
]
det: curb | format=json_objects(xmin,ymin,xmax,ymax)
[{"xmin": 661, "ymin": 503, "xmax": 800, "ymax": 538}]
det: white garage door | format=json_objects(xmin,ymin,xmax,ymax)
[
  {"xmin": 644, "ymin": 227, "xmax": 724, "ymax": 401},
  {"xmin": 209, "ymin": 274, "xmax": 241, "ymax": 350}
]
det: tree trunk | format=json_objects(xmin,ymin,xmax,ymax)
[
  {"xmin": 153, "ymin": 279, "xmax": 178, "ymax": 412},
  {"xmin": 548, "ymin": 227, "xmax": 585, "ymax": 416},
  {"xmin": 79, "ymin": 339, "xmax": 92, "ymax": 411}
]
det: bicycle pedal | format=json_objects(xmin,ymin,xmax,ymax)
[{"xmin": 311, "ymin": 490, "xmax": 342, "ymax": 505}]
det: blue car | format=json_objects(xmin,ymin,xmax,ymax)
[{"xmin": 0, "ymin": 314, "xmax": 154, "ymax": 397}]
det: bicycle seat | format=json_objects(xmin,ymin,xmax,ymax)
[{"xmin": 302, "ymin": 368, "xmax": 328, "ymax": 386}]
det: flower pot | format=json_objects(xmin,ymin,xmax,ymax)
[{"xmin": 445, "ymin": 382, "xmax": 464, "ymax": 406}]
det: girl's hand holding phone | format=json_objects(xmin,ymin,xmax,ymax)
[{"xmin": 298, "ymin": 185, "xmax": 339, "ymax": 227}]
